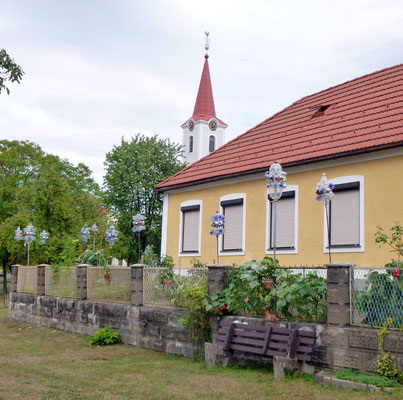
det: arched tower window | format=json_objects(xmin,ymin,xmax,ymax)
[
  {"xmin": 189, "ymin": 136, "xmax": 194, "ymax": 153},
  {"xmin": 209, "ymin": 135, "xmax": 215, "ymax": 152}
]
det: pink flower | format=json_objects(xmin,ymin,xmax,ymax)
[
  {"xmin": 221, "ymin": 305, "xmax": 226, "ymax": 309},
  {"xmin": 393, "ymin": 269, "xmax": 400, "ymax": 279},
  {"xmin": 215, "ymin": 308, "xmax": 220, "ymax": 313},
  {"xmin": 199, "ymin": 322, "xmax": 203, "ymax": 326}
]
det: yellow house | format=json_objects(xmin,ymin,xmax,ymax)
[{"xmin": 156, "ymin": 63, "xmax": 403, "ymax": 268}]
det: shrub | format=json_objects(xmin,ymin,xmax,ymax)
[
  {"xmin": 90, "ymin": 327, "xmax": 121, "ymax": 346},
  {"xmin": 336, "ymin": 368, "xmax": 401, "ymax": 388}
]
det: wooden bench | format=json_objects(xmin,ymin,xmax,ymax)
[{"xmin": 205, "ymin": 321, "xmax": 316, "ymax": 380}]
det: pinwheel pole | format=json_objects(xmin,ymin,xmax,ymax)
[
  {"xmin": 91, "ymin": 223, "xmax": 98, "ymax": 251},
  {"xmin": 265, "ymin": 161, "xmax": 287, "ymax": 268},
  {"xmin": 210, "ymin": 211, "xmax": 225, "ymax": 264},
  {"xmin": 132, "ymin": 214, "xmax": 146, "ymax": 262},
  {"xmin": 315, "ymin": 173, "xmax": 334, "ymax": 263},
  {"xmin": 23, "ymin": 225, "xmax": 36, "ymax": 266}
]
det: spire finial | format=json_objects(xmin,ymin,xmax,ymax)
[{"xmin": 204, "ymin": 31, "xmax": 210, "ymax": 55}]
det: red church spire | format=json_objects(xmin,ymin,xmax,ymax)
[{"xmin": 185, "ymin": 32, "xmax": 227, "ymax": 127}]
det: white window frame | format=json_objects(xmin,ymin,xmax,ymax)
[
  {"xmin": 323, "ymin": 175, "xmax": 364, "ymax": 253},
  {"xmin": 219, "ymin": 193, "xmax": 246, "ymax": 256},
  {"xmin": 178, "ymin": 200, "xmax": 202, "ymax": 257},
  {"xmin": 265, "ymin": 185, "xmax": 299, "ymax": 255}
]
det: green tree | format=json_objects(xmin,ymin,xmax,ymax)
[
  {"xmin": 0, "ymin": 49, "xmax": 24, "ymax": 94},
  {"xmin": 103, "ymin": 134, "xmax": 184, "ymax": 262},
  {"xmin": 0, "ymin": 140, "xmax": 107, "ymax": 293}
]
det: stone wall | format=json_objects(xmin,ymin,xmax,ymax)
[
  {"xmin": 8, "ymin": 262, "xmax": 403, "ymax": 374},
  {"xmin": 9, "ymin": 292, "xmax": 194, "ymax": 358}
]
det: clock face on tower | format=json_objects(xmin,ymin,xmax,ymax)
[
  {"xmin": 188, "ymin": 121, "xmax": 194, "ymax": 131},
  {"xmin": 209, "ymin": 120, "xmax": 217, "ymax": 131}
]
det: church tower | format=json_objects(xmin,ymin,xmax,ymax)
[{"xmin": 182, "ymin": 32, "xmax": 227, "ymax": 164}]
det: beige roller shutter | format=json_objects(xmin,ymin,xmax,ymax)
[
  {"xmin": 330, "ymin": 188, "xmax": 360, "ymax": 246},
  {"xmin": 271, "ymin": 197, "xmax": 295, "ymax": 249},
  {"xmin": 223, "ymin": 203, "xmax": 243, "ymax": 251},
  {"xmin": 182, "ymin": 208, "xmax": 200, "ymax": 252}
]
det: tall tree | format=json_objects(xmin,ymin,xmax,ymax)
[
  {"xmin": 103, "ymin": 134, "xmax": 184, "ymax": 262},
  {"xmin": 0, "ymin": 49, "xmax": 24, "ymax": 94},
  {"xmin": 0, "ymin": 140, "xmax": 106, "ymax": 292}
]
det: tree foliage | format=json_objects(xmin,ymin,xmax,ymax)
[
  {"xmin": 0, "ymin": 140, "xmax": 106, "ymax": 277},
  {"xmin": 0, "ymin": 49, "xmax": 24, "ymax": 95},
  {"xmin": 103, "ymin": 134, "xmax": 184, "ymax": 262}
]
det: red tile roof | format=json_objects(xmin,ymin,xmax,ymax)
[
  {"xmin": 181, "ymin": 55, "xmax": 227, "ymax": 127},
  {"xmin": 159, "ymin": 63, "xmax": 403, "ymax": 191}
]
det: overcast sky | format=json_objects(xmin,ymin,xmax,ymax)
[{"xmin": 1, "ymin": 0, "xmax": 402, "ymax": 184}]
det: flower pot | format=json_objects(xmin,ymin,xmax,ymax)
[
  {"xmin": 165, "ymin": 279, "xmax": 173, "ymax": 287},
  {"xmin": 263, "ymin": 279, "xmax": 274, "ymax": 289},
  {"xmin": 263, "ymin": 306, "xmax": 279, "ymax": 322}
]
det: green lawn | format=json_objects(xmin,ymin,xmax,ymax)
[{"xmin": 0, "ymin": 309, "xmax": 401, "ymax": 400}]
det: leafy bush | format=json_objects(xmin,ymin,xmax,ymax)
[
  {"xmin": 204, "ymin": 261, "xmax": 327, "ymax": 321},
  {"xmin": 336, "ymin": 368, "xmax": 401, "ymax": 387},
  {"xmin": 173, "ymin": 283, "xmax": 209, "ymax": 358},
  {"xmin": 266, "ymin": 270, "xmax": 327, "ymax": 322},
  {"xmin": 90, "ymin": 326, "xmax": 121, "ymax": 346}
]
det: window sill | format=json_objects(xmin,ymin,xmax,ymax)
[
  {"xmin": 179, "ymin": 252, "xmax": 200, "ymax": 257},
  {"xmin": 323, "ymin": 246, "xmax": 364, "ymax": 253},
  {"xmin": 266, "ymin": 249, "xmax": 298, "ymax": 255},
  {"xmin": 219, "ymin": 251, "xmax": 245, "ymax": 256}
]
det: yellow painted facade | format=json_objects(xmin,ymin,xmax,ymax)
[{"xmin": 164, "ymin": 153, "xmax": 403, "ymax": 267}]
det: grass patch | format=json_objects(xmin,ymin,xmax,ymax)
[
  {"xmin": 1, "ymin": 308, "xmax": 402, "ymax": 399},
  {"xmin": 336, "ymin": 368, "xmax": 401, "ymax": 388}
]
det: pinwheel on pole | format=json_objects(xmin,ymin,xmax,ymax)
[
  {"xmin": 39, "ymin": 230, "xmax": 49, "ymax": 245},
  {"xmin": 210, "ymin": 211, "xmax": 225, "ymax": 264},
  {"xmin": 265, "ymin": 161, "xmax": 287, "ymax": 268},
  {"xmin": 132, "ymin": 214, "xmax": 146, "ymax": 262},
  {"xmin": 106, "ymin": 224, "xmax": 119, "ymax": 247},
  {"xmin": 80, "ymin": 223, "xmax": 91, "ymax": 244},
  {"xmin": 316, "ymin": 173, "xmax": 334, "ymax": 263}
]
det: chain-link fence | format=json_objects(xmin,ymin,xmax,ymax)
[
  {"xmin": 87, "ymin": 267, "xmax": 131, "ymax": 303},
  {"xmin": 0, "ymin": 273, "xmax": 9, "ymax": 309},
  {"xmin": 17, "ymin": 266, "xmax": 37, "ymax": 294},
  {"xmin": 45, "ymin": 267, "xmax": 77, "ymax": 298},
  {"xmin": 143, "ymin": 267, "xmax": 208, "ymax": 307},
  {"xmin": 350, "ymin": 267, "xmax": 403, "ymax": 329}
]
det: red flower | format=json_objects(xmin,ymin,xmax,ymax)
[
  {"xmin": 215, "ymin": 308, "xmax": 220, "ymax": 313},
  {"xmin": 199, "ymin": 322, "xmax": 203, "ymax": 326},
  {"xmin": 221, "ymin": 305, "xmax": 226, "ymax": 309},
  {"xmin": 393, "ymin": 269, "xmax": 400, "ymax": 279}
]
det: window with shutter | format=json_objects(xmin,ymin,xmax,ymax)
[
  {"xmin": 269, "ymin": 191, "xmax": 295, "ymax": 250},
  {"xmin": 181, "ymin": 205, "xmax": 200, "ymax": 253},
  {"xmin": 221, "ymin": 199, "xmax": 244, "ymax": 251},
  {"xmin": 329, "ymin": 182, "xmax": 360, "ymax": 247}
]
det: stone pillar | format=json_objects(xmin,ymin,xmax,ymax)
[
  {"xmin": 326, "ymin": 262, "xmax": 352, "ymax": 326},
  {"xmin": 37, "ymin": 264, "xmax": 49, "ymax": 296},
  {"xmin": 207, "ymin": 264, "xmax": 230, "ymax": 296},
  {"xmin": 131, "ymin": 264, "xmax": 145, "ymax": 306},
  {"xmin": 10, "ymin": 264, "xmax": 22, "ymax": 293},
  {"xmin": 76, "ymin": 264, "xmax": 89, "ymax": 300}
]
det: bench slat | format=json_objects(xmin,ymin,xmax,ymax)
[
  {"xmin": 230, "ymin": 343, "xmax": 266, "ymax": 354},
  {"xmin": 269, "ymin": 333, "xmax": 290, "ymax": 342},
  {"xmin": 268, "ymin": 342, "xmax": 289, "ymax": 350}
]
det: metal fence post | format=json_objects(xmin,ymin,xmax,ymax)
[
  {"xmin": 76, "ymin": 264, "xmax": 89, "ymax": 300},
  {"xmin": 326, "ymin": 262, "xmax": 353, "ymax": 326},
  {"xmin": 131, "ymin": 264, "xmax": 145, "ymax": 306}
]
